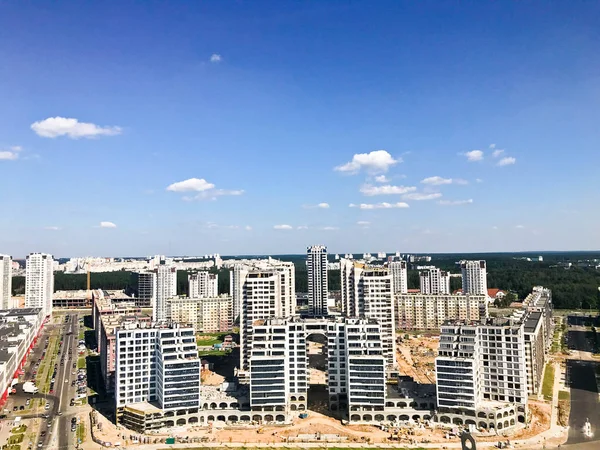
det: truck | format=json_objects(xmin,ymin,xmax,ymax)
[{"xmin": 22, "ymin": 382, "xmax": 39, "ymax": 394}]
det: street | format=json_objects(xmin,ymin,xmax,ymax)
[{"xmin": 2, "ymin": 312, "xmax": 87, "ymax": 449}]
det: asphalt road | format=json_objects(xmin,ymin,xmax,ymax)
[{"xmin": 566, "ymin": 327, "xmax": 600, "ymax": 445}]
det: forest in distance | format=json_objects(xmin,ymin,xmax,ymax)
[{"xmin": 10, "ymin": 251, "xmax": 600, "ymax": 310}]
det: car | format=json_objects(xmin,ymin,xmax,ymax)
[
  {"xmin": 71, "ymin": 425, "xmax": 76, "ymax": 432},
  {"xmin": 51, "ymin": 378, "xmax": 55, "ymax": 383},
  {"xmin": 19, "ymin": 405, "xmax": 25, "ymax": 410},
  {"xmin": 40, "ymin": 431, "xmax": 46, "ymax": 437},
  {"xmin": 72, "ymin": 363, "xmax": 76, "ymax": 369},
  {"xmin": 26, "ymin": 398, "xmax": 31, "ymax": 405},
  {"xmin": 13, "ymin": 406, "xmax": 18, "ymax": 411},
  {"xmin": 71, "ymin": 417, "xmax": 76, "ymax": 424}
]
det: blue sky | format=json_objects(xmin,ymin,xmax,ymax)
[{"xmin": 1, "ymin": 1, "xmax": 599, "ymax": 257}]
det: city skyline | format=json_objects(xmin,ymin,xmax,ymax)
[{"xmin": 1, "ymin": 2, "xmax": 599, "ymax": 256}]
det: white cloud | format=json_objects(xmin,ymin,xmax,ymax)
[
  {"xmin": 167, "ymin": 178, "xmax": 215, "ymax": 192},
  {"xmin": 322, "ymin": 226, "xmax": 339, "ymax": 231},
  {"xmin": 492, "ymin": 226, "xmax": 498, "ymax": 230},
  {"xmin": 515, "ymin": 224, "xmax": 525, "ymax": 229},
  {"xmin": 0, "ymin": 146, "xmax": 23, "ymax": 160},
  {"xmin": 476, "ymin": 178, "xmax": 483, "ymax": 183},
  {"xmin": 438, "ymin": 199, "xmax": 473, "ymax": 206},
  {"xmin": 304, "ymin": 202, "xmax": 331, "ymax": 209},
  {"xmin": 350, "ymin": 202, "xmax": 409, "ymax": 210},
  {"xmin": 497, "ymin": 157, "xmax": 516, "ymax": 166},
  {"xmin": 274, "ymin": 224, "xmax": 293, "ymax": 230},
  {"xmin": 167, "ymin": 178, "xmax": 243, "ymax": 200},
  {"xmin": 44, "ymin": 226, "xmax": 61, "ymax": 231},
  {"xmin": 402, "ymin": 192, "xmax": 442, "ymax": 201},
  {"xmin": 210, "ymin": 53, "xmax": 222, "ymax": 63},
  {"xmin": 421, "ymin": 176, "xmax": 453, "ymax": 185},
  {"xmin": 492, "ymin": 149, "xmax": 505, "ymax": 158},
  {"xmin": 245, "ymin": 225, "xmax": 252, "ymax": 231},
  {"xmin": 357, "ymin": 221, "xmax": 370, "ymax": 226},
  {"xmin": 99, "ymin": 221, "xmax": 117, "ymax": 228},
  {"xmin": 374, "ymin": 175, "xmax": 389, "ymax": 183},
  {"xmin": 297, "ymin": 225, "xmax": 309, "ymax": 230},
  {"xmin": 335, "ymin": 150, "xmax": 399, "ymax": 174},
  {"xmin": 463, "ymin": 150, "xmax": 484, "ymax": 161},
  {"xmin": 360, "ymin": 184, "xmax": 416, "ymax": 196},
  {"xmin": 454, "ymin": 178, "xmax": 469, "ymax": 185},
  {"xmin": 489, "ymin": 144, "xmax": 496, "ymax": 149},
  {"xmin": 31, "ymin": 117, "xmax": 121, "ymax": 139}
]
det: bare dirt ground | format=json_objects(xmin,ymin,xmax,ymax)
[
  {"xmin": 396, "ymin": 334, "xmax": 439, "ymax": 384},
  {"xmin": 201, "ymin": 369, "xmax": 225, "ymax": 385}
]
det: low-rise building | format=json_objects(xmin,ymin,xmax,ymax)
[
  {"xmin": 53, "ymin": 290, "xmax": 92, "ymax": 308},
  {"xmin": 168, "ymin": 295, "xmax": 233, "ymax": 333}
]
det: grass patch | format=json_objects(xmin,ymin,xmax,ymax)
[
  {"xmin": 7, "ymin": 433, "xmax": 24, "ymax": 444},
  {"xmin": 3, "ymin": 445, "xmax": 21, "ymax": 450},
  {"xmin": 76, "ymin": 422, "xmax": 86, "ymax": 443},
  {"xmin": 198, "ymin": 349, "xmax": 229, "ymax": 357},
  {"xmin": 77, "ymin": 356, "xmax": 86, "ymax": 369},
  {"xmin": 559, "ymin": 390, "xmax": 570, "ymax": 401},
  {"xmin": 10, "ymin": 425, "xmax": 27, "ymax": 434},
  {"xmin": 542, "ymin": 364, "xmax": 555, "ymax": 401},
  {"xmin": 196, "ymin": 332, "xmax": 232, "ymax": 347}
]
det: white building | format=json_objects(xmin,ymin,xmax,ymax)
[
  {"xmin": 115, "ymin": 323, "xmax": 200, "ymax": 428},
  {"xmin": 0, "ymin": 255, "xmax": 12, "ymax": 309},
  {"xmin": 248, "ymin": 317, "xmax": 386, "ymax": 418},
  {"xmin": 153, "ymin": 260, "xmax": 177, "ymax": 322},
  {"xmin": 307, "ymin": 245, "xmax": 328, "ymax": 317},
  {"xmin": 397, "ymin": 294, "xmax": 488, "ymax": 330},
  {"xmin": 339, "ymin": 259, "xmax": 395, "ymax": 366},
  {"xmin": 461, "ymin": 260, "xmax": 488, "ymax": 295},
  {"xmin": 435, "ymin": 317, "xmax": 528, "ymax": 430},
  {"xmin": 25, "ymin": 253, "xmax": 54, "ymax": 316},
  {"xmin": 419, "ymin": 267, "xmax": 450, "ymax": 295},
  {"xmin": 388, "ymin": 260, "xmax": 408, "ymax": 294},
  {"xmin": 188, "ymin": 271, "xmax": 218, "ymax": 298}
]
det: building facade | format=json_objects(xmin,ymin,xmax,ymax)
[
  {"xmin": 168, "ymin": 295, "xmax": 233, "ymax": 333},
  {"xmin": 25, "ymin": 253, "xmax": 54, "ymax": 317},
  {"xmin": 461, "ymin": 260, "xmax": 488, "ymax": 296},
  {"xmin": 307, "ymin": 245, "xmax": 328, "ymax": 317},
  {"xmin": 188, "ymin": 271, "xmax": 218, "ymax": 298},
  {"xmin": 153, "ymin": 261, "xmax": 177, "ymax": 322},
  {"xmin": 115, "ymin": 323, "xmax": 200, "ymax": 428},
  {"xmin": 0, "ymin": 255, "xmax": 12, "ymax": 309},
  {"xmin": 419, "ymin": 268, "xmax": 450, "ymax": 295},
  {"xmin": 396, "ymin": 294, "xmax": 488, "ymax": 330},
  {"xmin": 388, "ymin": 260, "xmax": 408, "ymax": 295},
  {"xmin": 131, "ymin": 271, "xmax": 156, "ymax": 308}
]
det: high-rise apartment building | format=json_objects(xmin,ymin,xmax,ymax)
[
  {"xmin": 339, "ymin": 259, "xmax": 395, "ymax": 366},
  {"xmin": 25, "ymin": 253, "xmax": 54, "ymax": 316},
  {"xmin": 0, "ymin": 255, "xmax": 12, "ymax": 309},
  {"xmin": 419, "ymin": 268, "xmax": 450, "ymax": 295},
  {"xmin": 307, "ymin": 245, "xmax": 328, "ymax": 317},
  {"xmin": 461, "ymin": 260, "xmax": 487, "ymax": 295},
  {"xmin": 435, "ymin": 317, "xmax": 528, "ymax": 429},
  {"xmin": 188, "ymin": 271, "xmax": 218, "ymax": 298},
  {"xmin": 248, "ymin": 317, "xmax": 386, "ymax": 415},
  {"xmin": 388, "ymin": 259, "xmax": 408, "ymax": 294},
  {"xmin": 115, "ymin": 323, "xmax": 200, "ymax": 428},
  {"xmin": 130, "ymin": 271, "xmax": 156, "ymax": 307},
  {"xmin": 153, "ymin": 259, "xmax": 177, "ymax": 322}
]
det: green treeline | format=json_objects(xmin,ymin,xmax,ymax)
[{"xmin": 11, "ymin": 252, "xmax": 600, "ymax": 310}]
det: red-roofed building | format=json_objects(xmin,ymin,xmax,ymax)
[
  {"xmin": 487, "ymin": 288, "xmax": 506, "ymax": 301},
  {"xmin": 407, "ymin": 288, "xmax": 421, "ymax": 294}
]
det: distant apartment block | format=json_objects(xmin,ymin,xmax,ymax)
[
  {"xmin": 168, "ymin": 295, "xmax": 233, "ymax": 333},
  {"xmin": 188, "ymin": 271, "xmax": 218, "ymax": 298},
  {"xmin": 153, "ymin": 260, "xmax": 177, "ymax": 322},
  {"xmin": 419, "ymin": 267, "xmax": 450, "ymax": 295},
  {"xmin": 307, "ymin": 245, "xmax": 328, "ymax": 317},
  {"xmin": 25, "ymin": 253, "xmax": 54, "ymax": 316},
  {"xmin": 396, "ymin": 294, "xmax": 488, "ymax": 330},
  {"xmin": 0, "ymin": 255, "xmax": 12, "ymax": 309},
  {"xmin": 461, "ymin": 260, "xmax": 488, "ymax": 295},
  {"xmin": 388, "ymin": 259, "xmax": 408, "ymax": 294},
  {"xmin": 130, "ymin": 271, "xmax": 156, "ymax": 308}
]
